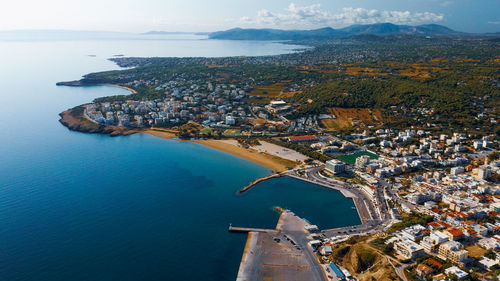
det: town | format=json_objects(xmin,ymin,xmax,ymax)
[{"xmin": 58, "ymin": 36, "xmax": 500, "ymax": 281}]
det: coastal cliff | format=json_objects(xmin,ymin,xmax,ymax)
[{"xmin": 58, "ymin": 107, "xmax": 136, "ymax": 137}]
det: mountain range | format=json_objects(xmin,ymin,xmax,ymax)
[{"xmin": 207, "ymin": 23, "xmax": 470, "ymax": 40}]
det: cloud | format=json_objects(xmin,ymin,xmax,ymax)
[
  {"xmin": 239, "ymin": 3, "xmax": 444, "ymax": 28},
  {"xmin": 440, "ymin": 1, "xmax": 454, "ymax": 7}
]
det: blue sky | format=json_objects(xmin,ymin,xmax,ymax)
[{"xmin": 1, "ymin": 0, "xmax": 499, "ymax": 33}]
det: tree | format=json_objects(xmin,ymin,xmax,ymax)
[
  {"xmin": 488, "ymin": 151, "xmax": 500, "ymax": 163},
  {"xmin": 485, "ymin": 249, "xmax": 497, "ymax": 259}
]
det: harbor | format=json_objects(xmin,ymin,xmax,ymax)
[{"xmin": 232, "ymin": 210, "xmax": 328, "ymax": 281}]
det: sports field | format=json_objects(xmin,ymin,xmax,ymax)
[{"xmin": 336, "ymin": 152, "xmax": 379, "ymax": 164}]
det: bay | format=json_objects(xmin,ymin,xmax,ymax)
[{"xmin": 0, "ymin": 36, "xmax": 359, "ymax": 281}]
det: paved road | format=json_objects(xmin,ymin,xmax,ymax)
[{"xmin": 379, "ymin": 179, "xmax": 417, "ymax": 212}]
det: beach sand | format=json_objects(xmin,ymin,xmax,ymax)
[
  {"xmin": 106, "ymin": 84, "xmax": 138, "ymax": 94},
  {"xmin": 142, "ymin": 128, "xmax": 178, "ymax": 139},
  {"xmin": 143, "ymin": 129, "xmax": 299, "ymax": 172},
  {"xmin": 191, "ymin": 139, "xmax": 298, "ymax": 173}
]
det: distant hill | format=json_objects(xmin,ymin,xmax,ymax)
[
  {"xmin": 208, "ymin": 23, "xmax": 468, "ymax": 40},
  {"xmin": 208, "ymin": 27, "xmax": 346, "ymax": 40}
]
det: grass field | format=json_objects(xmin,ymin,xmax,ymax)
[
  {"xmin": 222, "ymin": 129, "xmax": 241, "ymax": 137},
  {"xmin": 337, "ymin": 152, "xmax": 379, "ymax": 164},
  {"xmin": 200, "ymin": 128, "xmax": 213, "ymax": 135}
]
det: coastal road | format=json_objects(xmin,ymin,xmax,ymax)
[
  {"xmin": 294, "ymin": 166, "xmax": 382, "ymax": 224},
  {"xmin": 285, "ymin": 166, "xmax": 389, "ymax": 236}
]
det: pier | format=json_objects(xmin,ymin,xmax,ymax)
[
  {"xmin": 228, "ymin": 225, "xmax": 276, "ymax": 233},
  {"xmin": 232, "ymin": 210, "xmax": 327, "ymax": 281},
  {"xmin": 238, "ymin": 173, "xmax": 281, "ymax": 193}
]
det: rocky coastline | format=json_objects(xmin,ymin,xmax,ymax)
[{"xmin": 58, "ymin": 108, "xmax": 137, "ymax": 137}]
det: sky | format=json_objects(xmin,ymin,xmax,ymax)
[{"xmin": 0, "ymin": 0, "xmax": 499, "ymax": 33}]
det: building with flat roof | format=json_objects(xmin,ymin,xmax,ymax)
[
  {"xmin": 445, "ymin": 266, "xmax": 468, "ymax": 280},
  {"xmin": 394, "ymin": 239, "xmax": 425, "ymax": 260},
  {"xmin": 438, "ymin": 241, "xmax": 468, "ymax": 263},
  {"xmin": 325, "ymin": 160, "xmax": 346, "ymax": 175}
]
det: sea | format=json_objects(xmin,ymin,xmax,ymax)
[{"xmin": 0, "ymin": 33, "xmax": 360, "ymax": 281}]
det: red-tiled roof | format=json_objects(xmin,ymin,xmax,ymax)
[
  {"xmin": 466, "ymin": 228, "xmax": 477, "ymax": 235},
  {"xmin": 446, "ymin": 228, "xmax": 464, "ymax": 237},
  {"xmin": 287, "ymin": 135, "xmax": 318, "ymax": 141},
  {"xmin": 427, "ymin": 258, "xmax": 443, "ymax": 269},
  {"xmin": 438, "ymin": 221, "xmax": 452, "ymax": 228},
  {"xmin": 428, "ymin": 222, "xmax": 440, "ymax": 228},
  {"xmin": 417, "ymin": 264, "xmax": 434, "ymax": 275}
]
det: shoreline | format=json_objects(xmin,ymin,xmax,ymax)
[
  {"xmin": 190, "ymin": 139, "xmax": 297, "ymax": 173},
  {"xmin": 59, "ymin": 108, "xmax": 138, "ymax": 136},
  {"xmin": 58, "ymin": 108, "xmax": 297, "ymax": 172},
  {"xmin": 59, "ymin": 108, "xmax": 364, "ymax": 222},
  {"xmin": 56, "ymin": 80, "xmax": 301, "ymax": 173},
  {"xmin": 56, "ymin": 81, "xmax": 138, "ymax": 95},
  {"xmin": 102, "ymin": 84, "xmax": 138, "ymax": 95}
]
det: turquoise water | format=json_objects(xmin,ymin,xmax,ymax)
[{"xmin": 0, "ymin": 38, "xmax": 360, "ymax": 281}]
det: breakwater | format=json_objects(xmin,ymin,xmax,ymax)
[{"xmin": 238, "ymin": 173, "xmax": 281, "ymax": 193}]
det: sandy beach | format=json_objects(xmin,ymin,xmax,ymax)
[
  {"xmin": 191, "ymin": 139, "xmax": 299, "ymax": 173},
  {"xmin": 142, "ymin": 128, "xmax": 178, "ymax": 139},
  {"xmin": 105, "ymin": 84, "xmax": 138, "ymax": 94},
  {"xmin": 142, "ymin": 129, "xmax": 300, "ymax": 172}
]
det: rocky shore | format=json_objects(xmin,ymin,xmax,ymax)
[{"xmin": 58, "ymin": 108, "xmax": 136, "ymax": 137}]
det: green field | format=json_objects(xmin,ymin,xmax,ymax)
[
  {"xmin": 336, "ymin": 152, "xmax": 379, "ymax": 164},
  {"xmin": 222, "ymin": 129, "xmax": 241, "ymax": 137},
  {"xmin": 200, "ymin": 128, "xmax": 213, "ymax": 135}
]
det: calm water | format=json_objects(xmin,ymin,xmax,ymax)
[{"xmin": 0, "ymin": 37, "xmax": 359, "ymax": 281}]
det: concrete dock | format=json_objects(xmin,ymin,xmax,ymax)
[
  {"xmin": 232, "ymin": 210, "xmax": 327, "ymax": 281},
  {"xmin": 238, "ymin": 173, "xmax": 281, "ymax": 193},
  {"xmin": 228, "ymin": 226, "xmax": 276, "ymax": 233}
]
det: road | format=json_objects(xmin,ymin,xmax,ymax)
[{"xmin": 379, "ymin": 179, "xmax": 417, "ymax": 213}]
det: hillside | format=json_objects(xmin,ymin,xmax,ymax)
[{"xmin": 208, "ymin": 23, "xmax": 466, "ymax": 40}]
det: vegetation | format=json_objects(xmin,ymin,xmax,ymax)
[
  {"xmin": 288, "ymin": 72, "xmax": 499, "ymax": 130},
  {"xmin": 488, "ymin": 151, "xmax": 500, "ymax": 163},
  {"xmin": 388, "ymin": 213, "xmax": 434, "ymax": 233}
]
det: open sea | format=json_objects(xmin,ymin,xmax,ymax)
[{"xmin": 0, "ymin": 34, "xmax": 360, "ymax": 281}]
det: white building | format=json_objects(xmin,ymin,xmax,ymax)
[
  {"xmin": 325, "ymin": 160, "xmax": 345, "ymax": 175},
  {"xmin": 430, "ymin": 231, "xmax": 449, "ymax": 244},
  {"xmin": 445, "ymin": 266, "xmax": 468, "ymax": 280},
  {"xmin": 225, "ymin": 115, "xmax": 236, "ymax": 125},
  {"xmin": 394, "ymin": 239, "xmax": 425, "ymax": 260}
]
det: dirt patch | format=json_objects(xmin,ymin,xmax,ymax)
[
  {"xmin": 466, "ymin": 245, "xmax": 487, "ymax": 259},
  {"xmin": 248, "ymin": 83, "xmax": 285, "ymax": 98},
  {"xmin": 322, "ymin": 108, "xmax": 384, "ymax": 130},
  {"xmin": 330, "ymin": 237, "xmax": 399, "ymax": 281}
]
